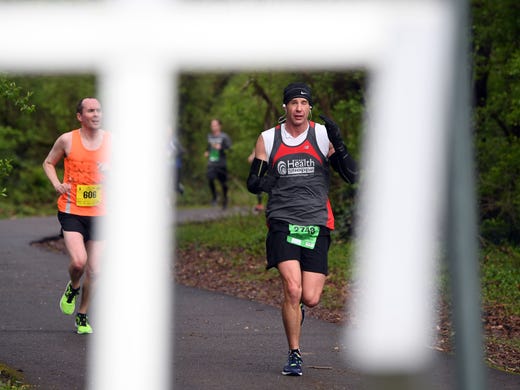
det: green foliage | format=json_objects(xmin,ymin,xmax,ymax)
[
  {"xmin": 0, "ymin": 76, "xmax": 35, "ymax": 114},
  {"xmin": 478, "ymin": 137, "xmax": 520, "ymax": 242},
  {"xmin": 176, "ymin": 71, "xmax": 365, "ymax": 237},
  {"xmin": 472, "ymin": 0, "xmax": 520, "ymax": 243},
  {"xmin": 176, "ymin": 214, "xmax": 266, "ymax": 257},
  {"xmin": 317, "ymin": 236, "xmax": 356, "ymax": 311},
  {"xmin": 0, "ymin": 75, "xmax": 36, "ymax": 200},
  {"xmin": 0, "ymin": 74, "xmax": 96, "ymax": 217},
  {"xmin": 480, "ymin": 245, "xmax": 520, "ymax": 316},
  {"xmin": 0, "ymin": 158, "xmax": 12, "ymax": 197}
]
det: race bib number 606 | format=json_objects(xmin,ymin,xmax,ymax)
[{"xmin": 76, "ymin": 184, "xmax": 102, "ymax": 206}]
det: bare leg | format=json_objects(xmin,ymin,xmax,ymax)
[
  {"xmin": 278, "ymin": 260, "xmax": 303, "ymax": 350},
  {"xmin": 78, "ymin": 239, "xmax": 104, "ymax": 314},
  {"xmin": 62, "ymin": 231, "xmax": 88, "ymax": 290},
  {"xmin": 278, "ymin": 262, "xmax": 328, "ymax": 349},
  {"xmin": 301, "ymin": 271, "xmax": 326, "ymax": 308}
]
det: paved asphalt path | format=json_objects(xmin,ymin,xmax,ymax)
[{"xmin": 1, "ymin": 211, "xmax": 518, "ymax": 389}]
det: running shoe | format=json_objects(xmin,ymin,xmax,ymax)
[
  {"xmin": 282, "ymin": 349, "xmax": 303, "ymax": 376},
  {"xmin": 59, "ymin": 282, "xmax": 79, "ymax": 315},
  {"xmin": 75, "ymin": 313, "xmax": 93, "ymax": 334}
]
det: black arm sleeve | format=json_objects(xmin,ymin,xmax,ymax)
[
  {"xmin": 330, "ymin": 145, "xmax": 358, "ymax": 184},
  {"xmin": 247, "ymin": 158, "xmax": 277, "ymax": 194},
  {"xmin": 247, "ymin": 158, "xmax": 269, "ymax": 194}
]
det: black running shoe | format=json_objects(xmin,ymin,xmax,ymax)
[{"xmin": 282, "ymin": 349, "xmax": 303, "ymax": 376}]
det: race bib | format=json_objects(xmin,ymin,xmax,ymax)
[
  {"xmin": 76, "ymin": 184, "xmax": 102, "ymax": 206},
  {"xmin": 209, "ymin": 149, "xmax": 220, "ymax": 162},
  {"xmin": 287, "ymin": 224, "xmax": 320, "ymax": 249}
]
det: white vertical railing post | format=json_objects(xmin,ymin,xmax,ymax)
[
  {"xmin": 346, "ymin": 4, "xmax": 454, "ymax": 388},
  {"xmin": 89, "ymin": 56, "xmax": 172, "ymax": 389}
]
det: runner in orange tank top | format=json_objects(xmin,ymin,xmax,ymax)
[
  {"xmin": 43, "ymin": 97, "xmax": 110, "ymax": 334},
  {"xmin": 57, "ymin": 128, "xmax": 110, "ymax": 216}
]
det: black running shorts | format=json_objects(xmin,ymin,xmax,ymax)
[
  {"xmin": 266, "ymin": 220, "xmax": 330, "ymax": 275},
  {"xmin": 57, "ymin": 211, "xmax": 104, "ymax": 242}
]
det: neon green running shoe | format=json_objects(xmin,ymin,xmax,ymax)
[
  {"xmin": 59, "ymin": 282, "xmax": 79, "ymax": 315},
  {"xmin": 75, "ymin": 313, "xmax": 93, "ymax": 334}
]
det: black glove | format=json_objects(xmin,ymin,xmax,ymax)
[
  {"xmin": 320, "ymin": 114, "xmax": 358, "ymax": 183},
  {"xmin": 319, "ymin": 114, "xmax": 344, "ymax": 151}
]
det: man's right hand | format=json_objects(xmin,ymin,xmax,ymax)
[
  {"xmin": 260, "ymin": 173, "xmax": 277, "ymax": 194},
  {"xmin": 247, "ymin": 158, "xmax": 277, "ymax": 194},
  {"xmin": 55, "ymin": 183, "xmax": 71, "ymax": 195}
]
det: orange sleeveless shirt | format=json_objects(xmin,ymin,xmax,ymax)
[{"xmin": 57, "ymin": 129, "xmax": 111, "ymax": 216}]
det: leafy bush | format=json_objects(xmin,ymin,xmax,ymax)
[{"xmin": 0, "ymin": 158, "xmax": 12, "ymax": 197}]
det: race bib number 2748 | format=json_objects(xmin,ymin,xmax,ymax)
[{"xmin": 287, "ymin": 224, "xmax": 320, "ymax": 250}]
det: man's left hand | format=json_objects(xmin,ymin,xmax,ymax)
[{"xmin": 319, "ymin": 114, "xmax": 344, "ymax": 149}]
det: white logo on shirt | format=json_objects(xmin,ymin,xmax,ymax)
[{"xmin": 276, "ymin": 158, "xmax": 315, "ymax": 176}]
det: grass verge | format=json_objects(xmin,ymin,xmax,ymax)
[{"xmin": 0, "ymin": 363, "xmax": 31, "ymax": 390}]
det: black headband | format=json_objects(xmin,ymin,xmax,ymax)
[{"xmin": 283, "ymin": 82, "xmax": 313, "ymax": 106}]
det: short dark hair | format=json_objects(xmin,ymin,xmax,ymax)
[{"xmin": 76, "ymin": 97, "xmax": 97, "ymax": 115}]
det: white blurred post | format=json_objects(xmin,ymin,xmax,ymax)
[
  {"xmin": 346, "ymin": 4, "xmax": 454, "ymax": 388},
  {"xmin": 89, "ymin": 58, "xmax": 172, "ymax": 390}
]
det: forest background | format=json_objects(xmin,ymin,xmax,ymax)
[{"xmin": 1, "ymin": 1, "xmax": 519, "ymax": 245}]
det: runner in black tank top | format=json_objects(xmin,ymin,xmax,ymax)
[{"xmin": 246, "ymin": 82, "xmax": 357, "ymax": 377}]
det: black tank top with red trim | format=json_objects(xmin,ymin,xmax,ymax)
[{"xmin": 266, "ymin": 122, "xmax": 334, "ymax": 230}]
